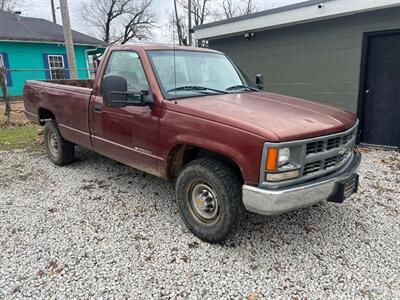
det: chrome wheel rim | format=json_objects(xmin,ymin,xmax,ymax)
[
  {"xmin": 48, "ymin": 132, "xmax": 59, "ymax": 157},
  {"xmin": 189, "ymin": 182, "xmax": 219, "ymax": 223}
]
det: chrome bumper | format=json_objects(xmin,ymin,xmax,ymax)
[{"xmin": 242, "ymin": 151, "xmax": 362, "ymax": 215}]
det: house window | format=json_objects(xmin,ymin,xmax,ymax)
[
  {"xmin": 48, "ymin": 55, "xmax": 65, "ymax": 80},
  {"xmin": 88, "ymin": 55, "xmax": 100, "ymax": 79}
]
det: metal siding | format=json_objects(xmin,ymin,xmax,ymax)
[{"xmin": 209, "ymin": 7, "xmax": 400, "ymax": 113}]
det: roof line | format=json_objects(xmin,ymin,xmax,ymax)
[
  {"xmin": 0, "ymin": 38, "xmax": 106, "ymax": 47},
  {"xmin": 193, "ymin": 0, "xmax": 400, "ymax": 40},
  {"xmin": 0, "ymin": 10, "xmax": 107, "ymax": 46},
  {"xmin": 193, "ymin": 0, "xmax": 332, "ymax": 30}
]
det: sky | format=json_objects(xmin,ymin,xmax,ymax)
[{"xmin": 21, "ymin": 0, "xmax": 306, "ymax": 43}]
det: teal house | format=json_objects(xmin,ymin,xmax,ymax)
[{"xmin": 0, "ymin": 10, "xmax": 106, "ymax": 96}]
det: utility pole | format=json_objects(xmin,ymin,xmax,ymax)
[
  {"xmin": 188, "ymin": 0, "xmax": 192, "ymax": 46},
  {"xmin": 59, "ymin": 0, "xmax": 77, "ymax": 79},
  {"xmin": 50, "ymin": 0, "xmax": 57, "ymax": 23}
]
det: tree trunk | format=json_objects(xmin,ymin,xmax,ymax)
[
  {"xmin": 0, "ymin": 67, "xmax": 11, "ymax": 121},
  {"xmin": 174, "ymin": 0, "xmax": 184, "ymax": 45}
]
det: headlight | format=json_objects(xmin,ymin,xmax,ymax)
[
  {"xmin": 265, "ymin": 146, "xmax": 299, "ymax": 182},
  {"xmin": 265, "ymin": 147, "xmax": 291, "ymax": 171},
  {"xmin": 278, "ymin": 147, "xmax": 290, "ymax": 166}
]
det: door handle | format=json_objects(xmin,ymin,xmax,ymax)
[
  {"xmin": 94, "ymin": 105, "xmax": 102, "ymax": 113},
  {"xmin": 365, "ymin": 89, "xmax": 370, "ymax": 94}
]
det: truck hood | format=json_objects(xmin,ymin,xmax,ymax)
[{"xmin": 169, "ymin": 92, "xmax": 357, "ymax": 142}]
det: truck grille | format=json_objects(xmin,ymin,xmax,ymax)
[
  {"xmin": 306, "ymin": 141, "xmax": 324, "ymax": 154},
  {"xmin": 303, "ymin": 161, "xmax": 321, "ymax": 175},
  {"xmin": 304, "ymin": 152, "xmax": 350, "ymax": 176},
  {"xmin": 302, "ymin": 126, "xmax": 357, "ymax": 178},
  {"xmin": 306, "ymin": 131, "xmax": 354, "ymax": 154},
  {"xmin": 261, "ymin": 121, "xmax": 358, "ymax": 189}
]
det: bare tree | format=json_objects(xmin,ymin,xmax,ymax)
[
  {"xmin": 179, "ymin": 0, "xmax": 210, "ymax": 26},
  {"xmin": 173, "ymin": 0, "xmax": 187, "ymax": 45},
  {"xmin": 81, "ymin": 0, "xmax": 155, "ymax": 44},
  {"xmin": 0, "ymin": 0, "xmax": 25, "ymax": 12},
  {"xmin": 0, "ymin": 67, "xmax": 11, "ymax": 120},
  {"xmin": 170, "ymin": 0, "xmax": 256, "ymax": 45},
  {"xmin": 118, "ymin": 1, "xmax": 155, "ymax": 44},
  {"xmin": 82, "ymin": 0, "xmax": 128, "ymax": 44},
  {"xmin": 217, "ymin": 0, "xmax": 258, "ymax": 19},
  {"xmin": 171, "ymin": 0, "xmax": 212, "ymax": 45},
  {"xmin": 1, "ymin": 0, "xmax": 17, "ymax": 11}
]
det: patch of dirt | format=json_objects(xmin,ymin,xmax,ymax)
[{"xmin": 0, "ymin": 102, "xmax": 31, "ymax": 128}]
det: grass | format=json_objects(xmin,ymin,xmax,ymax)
[
  {"xmin": 0, "ymin": 125, "xmax": 41, "ymax": 150},
  {"xmin": 0, "ymin": 102, "xmax": 42, "ymax": 150}
]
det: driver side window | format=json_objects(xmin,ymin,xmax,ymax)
[{"xmin": 104, "ymin": 51, "xmax": 149, "ymax": 91}]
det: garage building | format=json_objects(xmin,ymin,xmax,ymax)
[{"xmin": 194, "ymin": 0, "xmax": 400, "ymax": 148}]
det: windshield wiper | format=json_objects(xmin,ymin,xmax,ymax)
[
  {"xmin": 167, "ymin": 85, "xmax": 229, "ymax": 94},
  {"xmin": 226, "ymin": 85, "xmax": 260, "ymax": 92}
]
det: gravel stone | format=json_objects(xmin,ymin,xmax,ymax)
[{"xmin": 0, "ymin": 147, "xmax": 399, "ymax": 299}]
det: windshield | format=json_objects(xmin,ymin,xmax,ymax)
[{"xmin": 147, "ymin": 50, "xmax": 257, "ymax": 99}]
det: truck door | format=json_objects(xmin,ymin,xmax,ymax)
[{"xmin": 89, "ymin": 50, "xmax": 162, "ymax": 176}]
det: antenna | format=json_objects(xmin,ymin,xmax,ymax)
[{"xmin": 172, "ymin": 7, "xmax": 178, "ymax": 104}]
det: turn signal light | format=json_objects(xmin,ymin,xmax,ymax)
[{"xmin": 266, "ymin": 148, "xmax": 278, "ymax": 171}]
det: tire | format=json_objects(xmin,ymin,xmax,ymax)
[
  {"xmin": 176, "ymin": 158, "xmax": 245, "ymax": 243},
  {"xmin": 43, "ymin": 120, "xmax": 75, "ymax": 166}
]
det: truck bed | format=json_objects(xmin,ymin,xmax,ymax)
[
  {"xmin": 42, "ymin": 79, "xmax": 95, "ymax": 89},
  {"xmin": 23, "ymin": 79, "xmax": 94, "ymax": 150}
]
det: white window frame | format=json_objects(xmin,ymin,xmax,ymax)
[{"xmin": 47, "ymin": 55, "xmax": 65, "ymax": 80}]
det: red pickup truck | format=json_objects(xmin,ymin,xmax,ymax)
[{"xmin": 24, "ymin": 44, "xmax": 361, "ymax": 243}]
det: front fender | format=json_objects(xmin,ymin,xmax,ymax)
[{"xmin": 159, "ymin": 109, "xmax": 265, "ymax": 185}]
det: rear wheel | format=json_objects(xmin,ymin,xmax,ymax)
[
  {"xmin": 176, "ymin": 158, "xmax": 245, "ymax": 243},
  {"xmin": 44, "ymin": 120, "xmax": 75, "ymax": 166}
]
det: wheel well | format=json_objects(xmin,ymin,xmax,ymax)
[
  {"xmin": 38, "ymin": 108, "xmax": 55, "ymax": 125},
  {"xmin": 167, "ymin": 144, "xmax": 244, "ymax": 183}
]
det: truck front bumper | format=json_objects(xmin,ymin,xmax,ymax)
[{"xmin": 242, "ymin": 151, "xmax": 362, "ymax": 215}]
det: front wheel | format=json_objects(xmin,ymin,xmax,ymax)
[
  {"xmin": 175, "ymin": 158, "xmax": 245, "ymax": 243},
  {"xmin": 44, "ymin": 120, "xmax": 75, "ymax": 166}
]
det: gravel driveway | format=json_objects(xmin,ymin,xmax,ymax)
[{"xmin": 0, "ymin": 147, "xmax": 399, "ymax": 299}]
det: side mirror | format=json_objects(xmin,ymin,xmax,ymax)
[
  {"xmin": 101, "ymin": 75, "xmax": 153, "ymax": 107},
  {"xmin": 255, "ymin": 74, "xmax": 264, "ymax": 90},
  {"xmin": 102, "ymin": 75, "xmax": 128, "ymax": 108}
]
